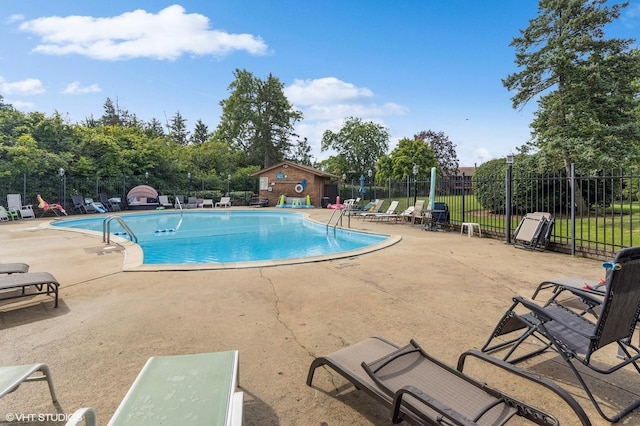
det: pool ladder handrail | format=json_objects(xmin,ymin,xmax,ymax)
[
  {"xmin": 175, "ymin": 195, "xmax": 183, "ymax": 216},
  {"xmin": 103, "ymin": 215, "xmax": 138, "ymax": 244},
  {"xmin": 326, "ymin": 208, "xmax": 350, "ymax": 233}
]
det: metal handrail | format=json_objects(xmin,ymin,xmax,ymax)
[
  {"xmin": 326, "ymin": 208, "xmax": 349, "ymax": 233},
  {"xmin": 103, "ymin": 215, "xmax": 138, "ymax": 244}
]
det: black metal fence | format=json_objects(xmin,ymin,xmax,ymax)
[
  {"xmin": 339, "ymin": 166, "xmax": 639, "ymax": 260},
  {"xmin": 3, "ymin": 167, "xmax": 638, "ymax": 260},
  {"xmin": 0, "ymin": 173, "xmax": 257, "ymax": 214}
]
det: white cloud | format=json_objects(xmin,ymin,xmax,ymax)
[
  {"xmin": 18, "ymin": 4, "xmax": 269, "ymax": 61},
  {"xmin": 284, "ymin": 77, "xmax": 408, "ymax": 160},
  {"xmin": 0, "ymin": 77, "xmax": 45, "ymax": 95},
  {"xmin": 62, "ymin": 81, "xmax": 101, "ymax": 94},
  {"xmin": 8, "ymin": 100, "xmax": 35, "ymax": 110},
  {"xmin": 5, "ymin": 14, "xmax": 24, "ymax": 24},
  {"xmin": 285, "ymin": 77, "xmax": 373, "ymax": 105}
]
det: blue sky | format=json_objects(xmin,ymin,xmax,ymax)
[{"xmin": 1, "ymin": 1, "xmax": 639, "ymax": 167}]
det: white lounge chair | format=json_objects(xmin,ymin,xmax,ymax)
[
  {"xmin": 201, "ymin": 199, "xmax": 214, "ymax": 208},
  {"xmin": 366, "ymin": 200, "xmax": 399, "ymax": 221},
  {"xmin": 357, "ymin": 199, "xmax": 384, "ymax": 219},
  {"xmin": 7, "ymin": 194, "xmax": 35, "ymax": 220},
  {"xmin": 216, "ymin": 196, "xmax": 232, "ymax": 208}
]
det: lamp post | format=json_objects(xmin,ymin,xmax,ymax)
[
  {"xmin": 368, "ymin": 169, "xmax": 373, "ymax": 201},
  {"xmin": 342, "ymin": 174, "xmax": 346, "ymax": 199},
  {"xmin": 505, "ymin": 154, "xmax": 515, "ymax": 244},
  {"xmin": 145, "ymin": 171, "xmax": 149, "ymax": 184},
  {"xmin": 187, "ymin": 172, "xmax": 191, "ymax": 197},
  {"xmin": 58, "ymin": 168, "xmax": 66, "ymax": 209},
  {"xmin": 227, "ymin": 174, "xmax": 231, "ymax": 196},
  {"xmin": 412, "ymin": 164, "xmax": 418, "ymax": 205},
  {"xmin": 351, "ymin": 177, "xmax": 354, "ymax": 199}
]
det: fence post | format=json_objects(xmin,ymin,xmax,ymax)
[
  {"xmin": 571, "ymin": 163, "xmax": 576, "ymax": 256},
  {"xmin": 505, "ymin": 159, "xmax": 514, "ymax": 244},
  {"xmin": 23, "ymin": 172, "xmax": 27, "ymax": 206},
  {"xmin": 461, "ymin": 172, "xmax": 466, "ymax": 224}
]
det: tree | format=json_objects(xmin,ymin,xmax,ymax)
[
  {"xmin": 377, "ymin": 137, "xmax": 438, "ymax": 182},
  {"xmin": 190, "ymin": 119, "xmax": 210, "ymax": 145},
  {"xmin": 144, "ymin": 118, "xmax": 165, "ymax": 138},
  {"xmin": 288, "ymin": 137, "xmax": 314, "ymax": 166},
  {"xmin": 168, "ymin": 111, "xmax": 189, "ymax": 146},
  {"xmin": 215, "ymin": 69, "xmax": 303, "ymax": 168},
  {"xmin": 413, "ymin": 130, "xmax": 459, "ymax": 177},
  {"xmin": 504, "ymin": 0, "xmax": 640, "ymax": 211},
  {"xmin": 321, "ymin": 117, "xmax": 389, "ymax": 178},
  {"xmin": 505, "ymin": 0, "xmax": 640, "ymax": 170}
]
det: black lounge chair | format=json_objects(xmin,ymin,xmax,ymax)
[
  {"xmin": 481, "ymin": 245, "xmax": 640, "ymax": 422},
  {"xmin": 100, "ymin": 193, "xmax": 121, "ymax": 212},
  {"xmin": 307, "ymin": 337, "xmax": 589, "ymax": 425},
  {"xmin": 71, "ymin": 194, "xmax": 96, "ymax": 214}
]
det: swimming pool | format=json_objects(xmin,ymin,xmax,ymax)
[{"xmin": 51, "ymin": 211, "xmax": 396, "ymax": 269}]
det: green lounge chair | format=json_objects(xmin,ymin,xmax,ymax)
[
  {"xmin": 0, "ymin": 363, "xmax": 57, "ymax": 402},
  {"xmin": 66, "ymin": 351, "xmax": 243, "ymax": 426},
  {"xmin": 0, "ymin": 206, "xmax": 18, "ymax": 221}
]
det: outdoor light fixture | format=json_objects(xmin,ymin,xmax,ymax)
[
  {"xmin": 368, "ymin": 169, "xmax": 373, "ymax": 201},
  {"xmin": 227, "ymin": 174, "xmax": 231, "ymax": 195},
  {"xmin": 58, "ymin": 168, "xmax": 66, "ymax": 208},
  {"xmin": 145, "ymin": 171, "xmax": 149, "ymax": 183},
  {"xmin": 506, "ymin": 153, "xmax": 515, "ymax": 164}
]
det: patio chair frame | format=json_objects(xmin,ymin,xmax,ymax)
[{"xmin": 481, "ymin": 245, "xmax": 640, "ymax": 422}]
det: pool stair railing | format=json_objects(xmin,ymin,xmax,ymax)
[
  {"xmin": 175, "ymin": 195, "xmax": 184, "ymax": 216},
  {"xmin": 103, "ymin": 215, "xmax": 138, "ymax": 244},
  {"xmin": 326, "ymin": 208, "xmax": 350, "ymax": 233}
]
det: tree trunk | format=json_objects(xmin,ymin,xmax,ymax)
[{"xmin": 564, "ymin": 158, "xmax": 590, "ymax": 215}]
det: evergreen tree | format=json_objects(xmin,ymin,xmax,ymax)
[
  {"xmin": 169, "ymin": 111, "xmax": 189, "ymax": 146},
  {"xmin": 191, "ymin": 119, "xmax": 210, "ymax": 145},
  {"xmin": 215, "ymin": 69, "xmax": 303, "ymax": 168},
  {"xmin": 505, "ymin": 0, "xmax": 640, "ymax": 172}
]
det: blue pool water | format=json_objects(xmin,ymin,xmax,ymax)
[{"xmin": 52, "ymin": 211, "xmax": 389, "ymax": 265}]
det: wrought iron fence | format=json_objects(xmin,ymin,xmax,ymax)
[
  {"xmin": 0, "ymin": 173, "xmax": 257, "ymax": 214},
  {"xmin": 3, "ymin": 167, "xmax": 637, "ymax": 260},
  {"xmin": 339, "ymin": 167, "xmax": 638, "ymax": 260}
]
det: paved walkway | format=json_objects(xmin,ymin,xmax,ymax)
[{"xmin": 0, "ymin": 208, "xmax": 636, "ymax": 425}]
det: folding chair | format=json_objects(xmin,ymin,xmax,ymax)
[{"xmin": 481, "ymin": 245, "xmax": 640, "ymax": 422}]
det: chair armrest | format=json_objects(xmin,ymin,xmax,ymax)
[
  {"xmin": 457, "ymin": 349, "xmax": 590, "ymax": 426},
  {"xmin": 64, "ymin": 407, "xmax": 96, "ymax": 426},
  {"xmin": 549, "ymin": 286, "xmax": 603, "ymax": 307},
  {"xmin": 514, "ymin": 296, "xmax": 596, "ymax": 339}
]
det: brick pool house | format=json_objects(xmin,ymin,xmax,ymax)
[{"xmin": 250, "ymin": 161, "xmax": 340, "ymax": 208}]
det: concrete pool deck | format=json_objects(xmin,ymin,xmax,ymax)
[{"xmin": 0, "ymin": 208, "xmax": 638, "ymax": 425}]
